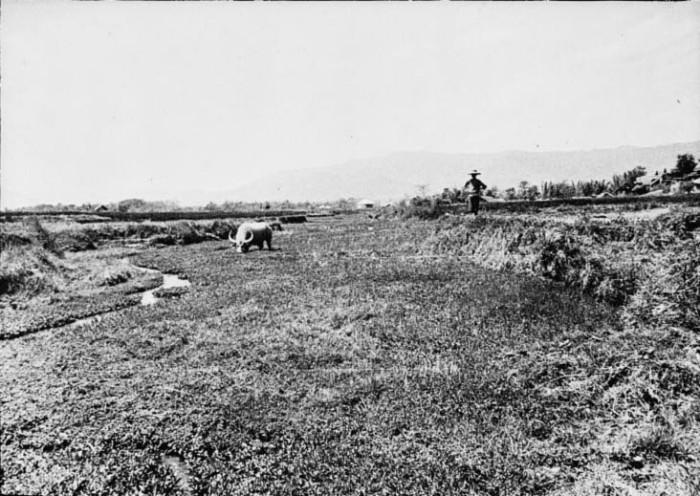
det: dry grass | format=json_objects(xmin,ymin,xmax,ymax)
[
  {"xmin": 422, "ymin": 207, "xmax": 700, "ymax": 330},
  {"xmin": 1, "ymin": 213, "xmax": 698, "ymax": 495},
  {"xmin": 2, "ymin": 218, "xmax": 241, "ymax": 253},
  {"xmin": 0, "ymin": 245, "xmax": 68, "ymax": 297}
]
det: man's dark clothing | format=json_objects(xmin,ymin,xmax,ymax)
[
  {"xmin": 468, "ymin": 195, "xmax": 481, "ymax": 215},
  {"xmin": 464, "ymin": 176, "xmax": 487, "ymax": 215}
]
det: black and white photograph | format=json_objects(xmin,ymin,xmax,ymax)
[{"xmin": 1, "ymin": 1, "xmax": 699, "ymax": 494}]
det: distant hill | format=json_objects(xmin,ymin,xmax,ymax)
[{"xmin": 189, "ymin": 141, "xmax": 700, "ymax": 204}]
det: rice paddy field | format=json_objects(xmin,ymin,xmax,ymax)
[{"xmin": 1, "ymin": 208, "xmax": 699, "ymax": 495}]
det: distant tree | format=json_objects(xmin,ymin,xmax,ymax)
[
  {"xmin": 612, "ymin": 166, "xmax": 646, "ymax": 194},
  {"xmin": 29, "ymin": 204, "xmax": 56, "ymax": 211},
  {"xmin": 627, "ymin": 166, "xmax": 646, "ymax": 185},
  {"xmin": 593, "ymin": 180, "xmax": 611, "ymax": 195},
  {"xmin": 574, "ymin": 179, "xmax": 609, "ymax": 197},
  {"xmin": 542, "ymin": 181, "xmax": 575, "ymax": 199},
  {"xmin": 484, "ymin": 186, "xmax": 500, "ymax": 198},
  {"xmin": 517, "ymin": 181, "xmax": 530, "ymax": 199},
  {"xmin": 676, "ymin": 154, "xmax": 697, "ymax": 176},
  {"xmin": 440, "ymin": 188, "xmax": 464, "ymax": 202},
  {"xmin": 525, "ymin": 184, "xmax": 540, "ymax": 201},
  {"xmin": 541, "ymin": 182, "xmax": 550, "ymax": 199},
  {"xmin": 148, "ymin": 201, "xmax": 180, "ymax": 211},
  {"xmin": 504, "ymin": 187, "xmax": 517, "ymax": 201},
  {"xmin": 680, "ymin": 181, "xmax": 695, "ymax": 195},
  {"xmin": 416, "ymin": 184, "xmax": 429, "ymax": 197},
  {"xmin": 117, "ymin": 198, "xmax": 147, "ymax": 213},
  {"xmin": 335, "ymin": 198, "xmax": 357, "ymax": 210},
  {"xmin": 204, "ymin": 202, "xmax": 219, "ymax": 211},
  {"xmin": 513, "ymin": 181, "xmax": 539, "ymax": 201}
]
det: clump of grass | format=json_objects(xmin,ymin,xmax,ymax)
[
  {"xmin": 146, "ymin": 220, "xmax": 236, "ymax": 246},
  {"xmin": 152, "ymin": 286, "xmax": 188, "ymax": 299},
  {"xmin": 626, "ymin": 239, "xmax": 700, "ymax": 331},
  {"xmin": 97, "ymin": 267, "xmax": 134, "ymax": 287},
  {"xmin": 0, "ymin": 245, "xmax": 67, "ymax": 297},
  {"xmin": 423, "ymin": 215, "xmax": 641, "ymax": 306},
  {"xmin": 25, "ymin": 217, "xmax": 63, "ymax": 257},
  {"xmin": 627, "ymin": 426, "xmax": 690, "ymax": 462},
  {"xmin": 120, "ymin": 219, "xmax": 236, "ymax": 244},
  {"xmin": 9, "ymin": 218, "xmax": 239, "ymax": 251},
  {"xmin": 209, "ymin": 220, "xmax": 237, "ymax": 239},
  {"xmin": 0, "ymin": 232, "xmax": 32, "ymax": 251},
  {"xmin": 422, "ymin": 209, "xmax": 700, "ymax": 329},
  {"xmin": 397, "ymin": 197, "xmax": 448, "ymax": 220}
]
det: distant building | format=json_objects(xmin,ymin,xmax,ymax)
[
  {"xmin": 357, "ymin": 199, "xmax": 375, "ymax": 209},
  {"xmin": 94, "ymin": 204, "xmax": 109, "ymax": 212}
]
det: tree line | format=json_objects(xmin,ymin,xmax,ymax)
[
  {"xmin": 12, "ymin": 197, "xmax": 358, "ymax": 213},
  {"xmin": 492, "ymin": 153, "xmax": 696, "ymax": 201}
]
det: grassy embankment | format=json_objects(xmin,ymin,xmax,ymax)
[
  {"xmin": 0, "ymin": 215, "xmax": 287, "ymax": 338},
  {"xmin": 1, "ymin": 213, "xmax": 699, "ymax": 495},
  {"xmin": 423, "ymin": 207, "xmax": 700, "ymax": 329},
  {"xmin": 0, "ymin": 218, "xmax": 244, "ymax": 337}
]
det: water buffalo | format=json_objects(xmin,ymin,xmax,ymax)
[{"xmin": 228, "ymin": 222, "xmax": 273, "ymax": 253}]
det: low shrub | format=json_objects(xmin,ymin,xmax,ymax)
[
  {"xmin": 398, "ymin": 197, "xmax": 448, "ymax": 220},
  {"xmin": 152, "ymin": 286, "xmax": 188, "ymax": 299},
  {"xmin": 58, "ymin": 230, "xmax": 99, "ymax": 252},
  {"xmin": 98, "ymin": 267, "xmax": 134, "ymax": 287},
  {"xmin": 210, "ymin": 220, "xmax": 237, "ymax": 239}
]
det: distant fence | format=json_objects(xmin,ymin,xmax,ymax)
[{"xmin": 0, "ymin": 209, "xmax": 308, "ymax": 223}]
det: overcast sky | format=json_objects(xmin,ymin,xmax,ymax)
[{"xmin": 2, "ymin": 1, "xmax": 699, "ymax": 208}]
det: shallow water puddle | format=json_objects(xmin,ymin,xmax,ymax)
[{"xmin": 141, "ymin": 274, "xmax": 191, "ymax": 306}]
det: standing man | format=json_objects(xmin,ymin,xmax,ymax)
[{"xmin": 464, "ymin": 170, "xmax": 487, "ymax": 215}]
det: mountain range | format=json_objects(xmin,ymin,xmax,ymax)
[{"xmin": 178, "ymin": 141, "xmax": 700, "ymax": 204}]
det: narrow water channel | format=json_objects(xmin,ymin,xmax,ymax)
[{"xmin": 59, "ymin": 267, "xmax": 191, "ymax": 330}]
